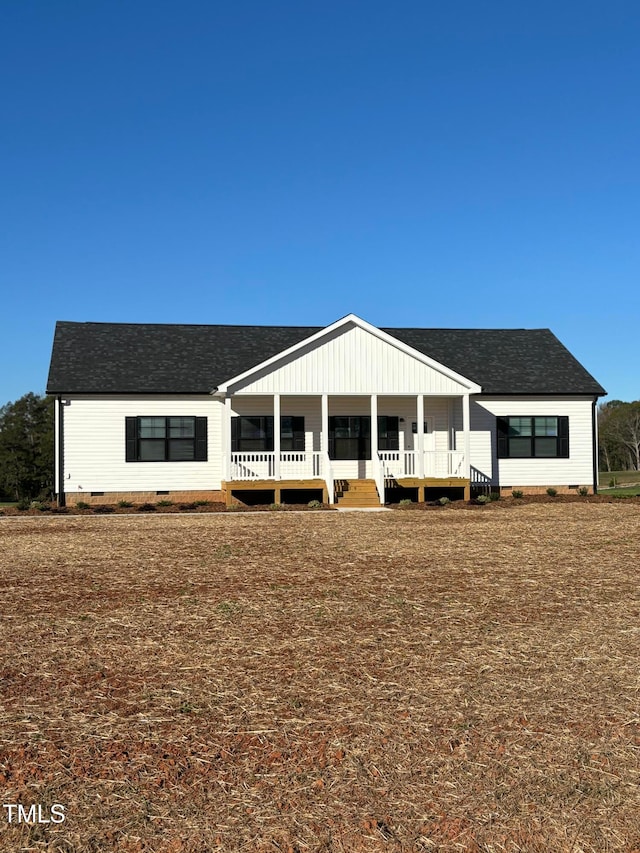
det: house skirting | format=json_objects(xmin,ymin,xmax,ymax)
[
  {"xmin": 497, "ymin": 484, "xmax": 592, "ymax": 496},
  {"xmin": 63, "ymin": 490, "xmax": 226, "ymax": 506}
]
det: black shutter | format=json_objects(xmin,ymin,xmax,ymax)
[
  {"xmin": 497, "ymin": 418, "xmax": 509, "ymax": 458},
  {"xmin": 379, "ymin": 416, "xmax": 399, "ymax": 451},
  {"xmin": 361, "ymin": 415, "xmax": 372, "ymax": 460},
  {"xmin": 194, "ymin": 417, "xmax": 208, "ymax": 461},
  {"xmin": 265, "ymin": 416, "xmax": 274, "ymax": 452},
  {"xmin": 231, "ymin": 417, "xmax": 239, "ymax": 452},
  {"xmin": 125, "ymin": 417, "xmax": 137, "ymax": 462},
  {"xmin": 292, "ymin": 416, "xmax": 305, "ymax": 451},
  {"xmin": 558, "ymin": 416, "xmax": 569, "ymax": 458},
  {"xmin": 328, "ymin": 416, "xmax": 336, "ymax": 459}
]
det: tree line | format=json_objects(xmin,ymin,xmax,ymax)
[
  {"xmin": 598, "ymin": 400, "xmax": 640, "ymax": 472},
  {"xmin": 0, "ymin": 392, "xmax": 638, "ymax": 502},
  {"xmin": 0, "ymin": 393, "xmax": 54, "ymax": 501}
]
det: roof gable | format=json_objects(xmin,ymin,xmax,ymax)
[{"xmin": 220, "ymin": 314, "xmax": 481, "ymax": 395}]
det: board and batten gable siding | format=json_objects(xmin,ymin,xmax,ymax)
[
  {"xmin": 460, "ymin": 397, "xmax": 595, "ymax": 487},
  {"xmin": 229, "ymin": 323, "xmax": 471, "ymax": 396},
  {"xmin": 59, "ymin": 396, "xmax": 223, "ymax": 493}
]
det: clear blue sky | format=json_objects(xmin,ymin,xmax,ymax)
[{"xmin": 2, "ymin": 0, "xmax": 638, "ymax": 405}]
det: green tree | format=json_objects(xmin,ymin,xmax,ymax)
[{"xmin": 0, "ymin": 393, "xmax": 54, "ymax": 501}]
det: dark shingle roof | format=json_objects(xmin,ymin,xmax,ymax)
[{"xmin": 46, "ymin": 321, "xmax": 606, "ymax": 396}]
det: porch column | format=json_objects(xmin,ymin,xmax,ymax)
[
  {"xmin": 370, "ymin": 394, "xmax": 378, "ymax": 466},
  {"xmin": 273, "ymin": 393, "xmax": 281, "ymax": 481},
  {"xmin": 462, "ymin": 393, "xmax": 471, "ymax": 480},
  {"xmin": 224, "ymin": 396, "xmax": 232, "ymax": 481},
  {"xmin": 321, "ymin": 394, "xmax": 329, "ymax": 455},
  {"xmin": 321, "ymin": 394, "xmax": 333, "ymax": 504},
  {"xmin": 416, "ymin": 394, "xmax": 425, "ymax": 479}
]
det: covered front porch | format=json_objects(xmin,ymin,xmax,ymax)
[{"xmin": 220, "ymin": 393, "xmax": 472, "ymax": 505}]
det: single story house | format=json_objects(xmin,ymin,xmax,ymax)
[{"xmin": 46, "ymin": 313, "xmax": 606, "ymax": 507}]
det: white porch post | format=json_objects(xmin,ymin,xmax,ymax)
[
  {"xmin": 321, "ymin": 394, "xmax": 329, "ymax": 456},
  {"xmin": 273, "ymin": 393, "xmax": 281, "ymax": 480},
  {"xmin": 371, "ymin": 393, "xmax": 383, "ymax": 504},
  {"xmin": 416, "ymin": 394, "xmax": 425, "ymax": 478},
  {"xmin": 321, "ymin": 393, "xmax": 333, "ymax": 504},
  {"xmin": 370, "ymin": 394, "xmax": 378, "ymax": 465},
  {"xmin": 463, "ymin": 393, "xmax": 471, "ymax": 479},
  {"xmin": 224, "ymin": 396, "xmax": 232, "ymax": 480}
]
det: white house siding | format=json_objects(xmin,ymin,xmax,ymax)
[
  {"xmin": 231, "ymin": 323, "xmax": 471, "ymax": 396},
  {"xmin": 460, "ymin": 396, "xmax": 595, "ymax": 488},
  {"xmin": 61, "ymin": 395, "xmax": 221, "ymax": 494}
]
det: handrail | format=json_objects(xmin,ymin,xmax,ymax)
[
  {"xmin": 322, "ymin": 451, "xmax": 334, "ymax": 504},
  {"xmin": 374, "ymin": 453, "xmax": 386, "ymax": 505}
]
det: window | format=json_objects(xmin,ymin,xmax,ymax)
[
  {"xmin": 329, "ymin": 416, "xmax": 370, "ymax": 460},
  {"xmin": 125, "ymin": 417, "xmax": 207, "ymax": 462},
  {"xmin": 231, "ymin": 416, "xmax": 305, "ymax": 452},
  {"xmin": 328, "ymin": 416, "xmax": 399, "ymax": 459},
  {"xmin": 497, "ymin": 416, "xmax": 569, "ymax": 458},
  {"xmin": 232, "ymin": 416, "xmax": 274, "ymax": 452}
]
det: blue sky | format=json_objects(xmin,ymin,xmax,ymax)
[{"xmin": 1, "ymin": 0, "xmax": 638, "ymax": 404}]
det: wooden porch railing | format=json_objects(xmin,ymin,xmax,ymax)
[
  {"xmin": 227, "ymin": 450, "xmax": 465, "ymax": 489},
  {"xmin": 378, "ymin": 450, "xmax": 465, "ymax": 479},
  {"xmin": 229, "ymin": 451, "xmax": 324, "ymax": 482}
]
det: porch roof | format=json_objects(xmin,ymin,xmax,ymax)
[{"xmin": 47, "ymin": 320, "xmax": 606, "ymax": 396}]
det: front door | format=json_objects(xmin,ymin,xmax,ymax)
[{"xmin": 414, "ymin": 416, "xmax": 436, "ymax": 475}]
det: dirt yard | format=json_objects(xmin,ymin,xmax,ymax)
[{"xmin": 1, "ymin": 505, "xmax": 639, "ymax": 852}]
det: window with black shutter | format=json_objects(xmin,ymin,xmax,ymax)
[
  {"xmin": 328, "ymin": 415, "xmax": 400, "ymax": 459},
  {"xmin": 497, "ymin": 416, "xmax": 569, "ymax": 458},
  {"xmin": 329, "ymin": 416, "xmax": 371, "ymax": 460},
  {"xmin": 231, "ymin": 416, "xmax": 305, "ymax": 452},
  {"xmin": 231, "ymin": 416, "xmax": 274, "ymax": 452},
  {"xmin": 125, "ymin": 417, "xmax": 207, "ymax": 462}
]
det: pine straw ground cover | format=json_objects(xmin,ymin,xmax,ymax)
[{"xmin": 0, "ymin": 506, "xmax": 639, "ymax": 853}]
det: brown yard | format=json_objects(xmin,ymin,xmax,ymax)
[{"xmin": 1, "ymin": 504, "xmax": 639, "ymax": 852}]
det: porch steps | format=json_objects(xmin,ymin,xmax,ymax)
[{"xmin": 334, "ymin": 479, "xmax": 382, "ymax": 507}]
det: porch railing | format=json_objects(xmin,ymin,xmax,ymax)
[
  {"xmin": 378, "ymin": 450, "xmax": 466, "ymax": 479},
  {"xmin": 228, "ymin": 449, "xmax": 465, "ymax": 484},
  {"xmin": 229, "ymin": 451, "xmax": 324, "ymax": 482}
]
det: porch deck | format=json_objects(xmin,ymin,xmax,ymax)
[
  {"xmin": 221, "ymin": 476, "xmax": 471, "ymax": 505},
  {"xmin": 393, "ymin": 477, "xmax": 471, "ymax": 501},
  {"xmin": 223, "ymin": 447, "xmax": 470, "ymax": 504},
  {"xmin": 222, "ymin": 478, "xmax": 329, "ymax": 506}
]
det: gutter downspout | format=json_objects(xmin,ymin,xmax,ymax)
[
  {"xmin": 592, "ymin": 397, "xmax": 598, "ymax": 496},
  {"xmin": 57, "ymin": 395, "xmax": 66, "ymax": 507}
]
